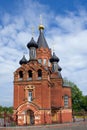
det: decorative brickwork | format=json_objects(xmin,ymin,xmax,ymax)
[{"xmin": 13, "ymin": 24, "xmax": 72, "ymax": 125}]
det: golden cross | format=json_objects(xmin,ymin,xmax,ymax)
[
  {"xmin": 53, "ymin": 45, "xmax": 55, "ymax": 52},
  {"xmin": 52, "ymin": 43, "xmax": 55, "ymax": 53},
  {"xmin": 31, "ymin": 26, "xmax": 34, "ymax": 37},
  {"xmin": 40, "ymin": 14, "xmax": 42, "ymax": 24}
]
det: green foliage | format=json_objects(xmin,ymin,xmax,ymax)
[
  {"xmin": 0, "ymin": 106, "xmax": 13, "ymax": 115},
  {"xmin": 63, "ymin": 77, "xmax": 87, "ymax": 112},
  {"xmin": 81, "ymin": 95, "xmax": 87, "ymax": 111},
  {"xmin": 71, "ymin": 85, "xmax": 83, "ymax": 111}
]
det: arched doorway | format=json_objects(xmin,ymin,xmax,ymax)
[
  {"xmin": 25, "ymin": 110, "xmax": 34, "ymax": 125},
  {"xmin": 17, "ymin": 102, "xmax": 40, "ymax": 125}
]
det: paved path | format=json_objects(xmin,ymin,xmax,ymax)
[{"xmin": 0, "ymin": 121, "xmax": 87, "ymax": 130}]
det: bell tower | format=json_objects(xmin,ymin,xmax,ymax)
[{"xmin": 36, "ymin": 23, "xmax": 51, "ymax": 67}]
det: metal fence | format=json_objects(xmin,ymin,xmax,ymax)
[
  {"xmin": 0, "ymin": 112, "xmax": 16, "ymax": 127},
  {"xmin": 0, "ymin": 111, "xmax": 87, "ymax": 127},
  {"xmin": 72, "ymin": 111, "xmax": 87, "ymax": 122}
]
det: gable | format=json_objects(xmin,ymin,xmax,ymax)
[
  {"xmin": 14, "ymin": 60, "xmax": 50, "ymax": 82},
  {"xmin": 26, "ymin": 61, "xmax": 49, "ymax": 74}
]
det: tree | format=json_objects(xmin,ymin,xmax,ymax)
[
  {"xmin": 81, "ymin": 95, "xmax": 87, "ymax": 111},
  {"xmin": 0, "ymin": 106, "xmax": 3, "ymax": 113},
  {"xmin": 71, "ymin": 85, "xmax": 83, "ymax": 111},
  {"xmin": 0, "ymin": 106, "xmax": 13, "ymax": 114}
]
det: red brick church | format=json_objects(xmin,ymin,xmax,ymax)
[{"xmin": 13, "ymin": 23, "xmax": 72, "ymax": 125}]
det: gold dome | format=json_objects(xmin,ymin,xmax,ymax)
[{"xmin": 39, "ymin": 24, "xmax": 44, "ymax": 30}]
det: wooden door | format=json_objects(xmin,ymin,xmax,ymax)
[{"xmin": 52, "ymin": 110, "xmax": 57, "ymax": 123}]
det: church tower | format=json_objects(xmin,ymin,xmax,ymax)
[
  {"xmin": 13, "ymin": 22, "xmax": 72, "ymax": 125},
  {"xmin": 36, "ymin": 24, "xmax": 51, "ymax": 67}
]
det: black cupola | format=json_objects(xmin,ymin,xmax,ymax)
[
  {"xmin": 27, "ymin": 37, "xmax": 38, "ymax": 61},
  {"xmin": 19, "ymin": 55, "xmax": 27, "ymax": 65},
  {"xmin": 50, "ymin": 52, "xmax": 59, "ymax": 63},
  {"xmin": 58, "ymin": 65, "xmax": 62, "ymax": 71},
  {"xmin": 27, "ymin": 37, "xmax": 38, "ymax": 49}
]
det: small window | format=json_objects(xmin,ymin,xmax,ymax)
[
  {"xmin": 38, "ymin": 59, "xmax": 42, "ymax": 64},
  {"xmin": 30, "ymin": 48, "xmax": 36, "ymax": 59},
  {"xmin": 19, "ymin": 71, "xmax": 23, "ymax": 80},
  {"xmin": 48, "ymin": 60, "xmax": 51, "ymax": 67},
  {"xmin": 28, "ymin": 91, "xmax": 32, "ymax": 102},
  {"xmin": 64, "ymin": 95, "xmax": 68, "ymax": 108},
  {"xmin": 28, "ymin": 70, "xmax": 32, "ymax": 80},
  {"xmin": 43, "ymin": 59, "xmax": 46, "ymax": 65},
  {"xmin": 38, "ymin": 69, "xmax": 42, "ymax": 79}
]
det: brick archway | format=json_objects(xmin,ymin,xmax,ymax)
[
  {"xmin": 15, "ymin": 102, "xmax": 40, "ymax": 125},
  {"xmin": 17, "ymin": 102, "xmax": 39, "ymax": 114}
]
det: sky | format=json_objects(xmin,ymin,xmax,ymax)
[{"xmin": 0, "ymin": 0, "xmax": 87, "ymax": 106}]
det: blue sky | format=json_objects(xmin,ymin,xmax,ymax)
[{"xmin": 0, "ymin": 0, "xmax": 87, "ymax": 106}]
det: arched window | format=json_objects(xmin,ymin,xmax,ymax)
[
  {"xmin": 28, "ymin": 70, "xmax": 32, "ymax": 80},
  {"xmin": 43, "ymin": 59, "xmax": 46, "ymax": 65},
  {"xmin": 28, "ymin": 91, "xmax": 32, "ymax": 102},
  {"xmin": 38, "ymin": 59, "xmax": 42, "ymax": 64},
  {"xmin": 64, "ymin": 95, "xmax": 69, "ymax": 108},
  {"xmin": 38, "ymin": 69, "xmax": 42, "ymax": 79},
  {"xmin": 19, "ymin": 71, "xmax": 23, "ymax": 80},
  {"xmin": 48, "ymin": 60, "xmax": 51, "ymax": 67}
]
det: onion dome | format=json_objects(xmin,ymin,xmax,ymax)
[
  {"xmin": 50, "ymin": 52, "xmax": 59, "ymax": 63},
  {"xmin": 58, "ymin": 65, "xmax": 62, "ymax": 71},
  {"xmin": 27, "ymin": 37, "xmax": 38, "ymax": 49},
  {"xmin": 19, "ymin": 55, "xmax": 27, "ymax": 65}
]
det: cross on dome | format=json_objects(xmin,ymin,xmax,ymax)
[{"xmin": 39, "ymin": 15, "xmax": 44, "ymax": 30}]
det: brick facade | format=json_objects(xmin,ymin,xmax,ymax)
[{"xmin": 13, "ymin": 25, "xmax": 72, "ymax": 125}]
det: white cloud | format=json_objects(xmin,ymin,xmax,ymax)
[
  {"xmin": 0, "ymin": 0, "xmax": 87, "ymax": 106},
  {"xmin": 47, "ymin": 11, "xmax": 87, "ymax": 95}
]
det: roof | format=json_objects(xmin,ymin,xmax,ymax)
[
  {"xmin": 37, "ymin": 28, "xmax": 49, "ymax": 48},
  {"xmin": 27, "ymin": 37, "xmax": 38, "ymax": 48},
  {"xmin": 19, "ymin": 55, "xmax": 27, "ymax": 65},
  {"xmin": 50, "ymin": 52, "xmax": 59, "ymax": 63}
]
